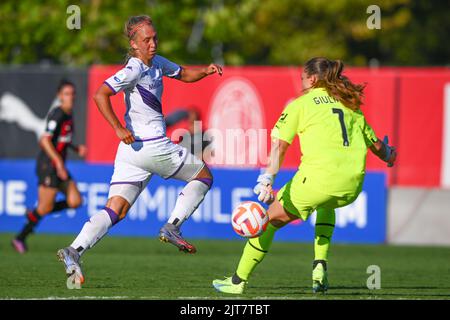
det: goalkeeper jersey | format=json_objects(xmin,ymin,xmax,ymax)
[{"xmin": 271, "ymin": 87, "xmax": 378, "ymax": 196}]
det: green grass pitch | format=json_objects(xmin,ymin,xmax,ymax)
[{"xmin": 0, "ymin": 233, "xmax": 449, "ymax": 300}]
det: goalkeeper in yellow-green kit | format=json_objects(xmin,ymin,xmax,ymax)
[{"xmin": 213, "ymin": 57, "xmax": 397, "ymax": 294}]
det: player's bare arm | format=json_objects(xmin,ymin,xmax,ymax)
[
  {"xmin": 76, "ymin": 144, "xmax": 87, "ymax": 157},
  {"xmin": 178, "ymin": 64, "xmax": 223, "ymax": 83},
  {"xmin": 254, "ymin": 138, "xmax": 290, "ymax": 204},
  {"xmin": 266, "ymin": 138, "xmax": 290, "ymax": 176},
  {"xmin": 69, "ymin": 143, "xmax": 87, "ymax": 157},
  {"xmin": 39, "ymin": 135, "xmax": 68, "ymax": 180},
  {"xmin": 94, "ymin": 84, "xmax": 135, "ymax": 145}
]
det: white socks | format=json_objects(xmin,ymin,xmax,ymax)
[
  {"xmin": 168, "ymin": 178, "xmax": 212, "ymax": 227},
  {"xmin": 69, "ymin": 178, "xmax": 212, "ymax": 255},
  {"xmin": 70, "ymin": 208, "xmax": 119, "ymax": 255}
]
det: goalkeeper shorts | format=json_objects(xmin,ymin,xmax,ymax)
[
  {"xmin": 108, "ymin": 137, "xmax": 205, "ymax": 206},
  {"xmin": 277, "ymin": 171, "xmax": 360, "ymax": 221}
]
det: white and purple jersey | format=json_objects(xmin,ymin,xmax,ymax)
[{"xmin": 104, "ymin": 55, "xmax": 182, "ymax": 139}]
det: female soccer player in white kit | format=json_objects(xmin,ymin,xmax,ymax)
[{"xmin": 57, "ymin": 15, "xmax": 222, "ymax": 286}]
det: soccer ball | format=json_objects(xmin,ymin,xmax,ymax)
[{"xmin": 231, "ymin": 201, "xmax": 269, "ymax": 238}]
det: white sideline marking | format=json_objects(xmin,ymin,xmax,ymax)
[
  {"xmin": 3, "ymin": 296, "xmax": 144, "ymax": 300},
  {"xmin": 178, "ymin": 296, "xmax": 243, "ymax": 300},
  {"xmin": 4, "ymin": 296, "xmax": 303, "ymax": 300}
]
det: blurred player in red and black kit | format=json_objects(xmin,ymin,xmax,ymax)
[{"xmin": 12, "ymin": 80, "xmax": 87, "ymax": 253}]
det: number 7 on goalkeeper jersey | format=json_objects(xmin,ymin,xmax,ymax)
[{"xmin": 271, "ymin": 87, "xmax": 378, "ymax": 220}]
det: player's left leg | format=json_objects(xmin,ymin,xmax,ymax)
[
  {"xmin": 13, "ymin": 177, "xmax": 83, "ymax": 254},
  {"xmin": 159, "ymin": 151, "xmax": 212, "ymax": 254},
  {"xmin": 311, "ymin": 192, "xmax": 358, "ymax": 293},
  {"xmin": 312, "ymin": 207, "xmax": 335, "ymax": 293},
  {"xmin": 166, "ymin": 165, "xmax": 212, "ymax": 227},
  {"xmin": 62, "ymin": 179, "xmax": 82, "ymax": 210},
  {"xmin": 42, "ymin": 177, "xmax": 82, "ymax": 217},
  {"xmin": 12, "ymin": 185, "xmax": 58, "ymax": 253},
  {"xmin": 212, "ymin": 198, "xmax": 299, "ymax": 294}
]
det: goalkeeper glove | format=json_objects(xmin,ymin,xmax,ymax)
[
  {"xmin": 382, "ymin": 136, "xmax": 396, "ymax": 167},
  {"xmin": 253, "ymin": 172, "xmax": 275, "ymax": 204}
]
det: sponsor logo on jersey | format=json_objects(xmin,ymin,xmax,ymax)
[
  {"xmin": 277, "ymin": 112, "xmax": 288, "ymax": 124},
  {"xmin": 114, "ymin": 70, "xmax": 127, "ymax": 83},
  {"xmin": 47, "ymin": 120, "xmax": 57, "ymax": 131},
  {"xmin": 58, "ymin": 134, "xmax": 72, "ymax": 143},
  {"xmin": 143, "ymin": 68, "xmax": 163, "ymax": 90}
]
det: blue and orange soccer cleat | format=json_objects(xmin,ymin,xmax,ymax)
[{"xmin": 159, "ymin": 223, "xmax": 197, "ymax": 253}]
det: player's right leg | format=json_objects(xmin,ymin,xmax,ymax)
[
  {"xmin": 212, "ymin": 198, "xmax": 300, "ymax": 294},
  {"xmin": 57, "ymin": 196, "xmax": 132, "ymax": 288},
  {"xmin": 57, "ymin": 142, "xmax": 150, "ymax": 288}
]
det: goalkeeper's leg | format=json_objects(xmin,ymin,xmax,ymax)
[
  {"xmin": 213, "ymin": 199, "xmax": 299, "ymax": 294},
  {"xmin": 312, "ymin": 207, "xmax": 335, "ymax": 293}
]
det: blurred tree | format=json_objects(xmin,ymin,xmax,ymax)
[
  {"xmin": 374, "ymin": 0, "xmax": 450, "ymax": 65},
  {"xmin": 0, "ymin": 0, "xmax": 448, "ymax": 66}
]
